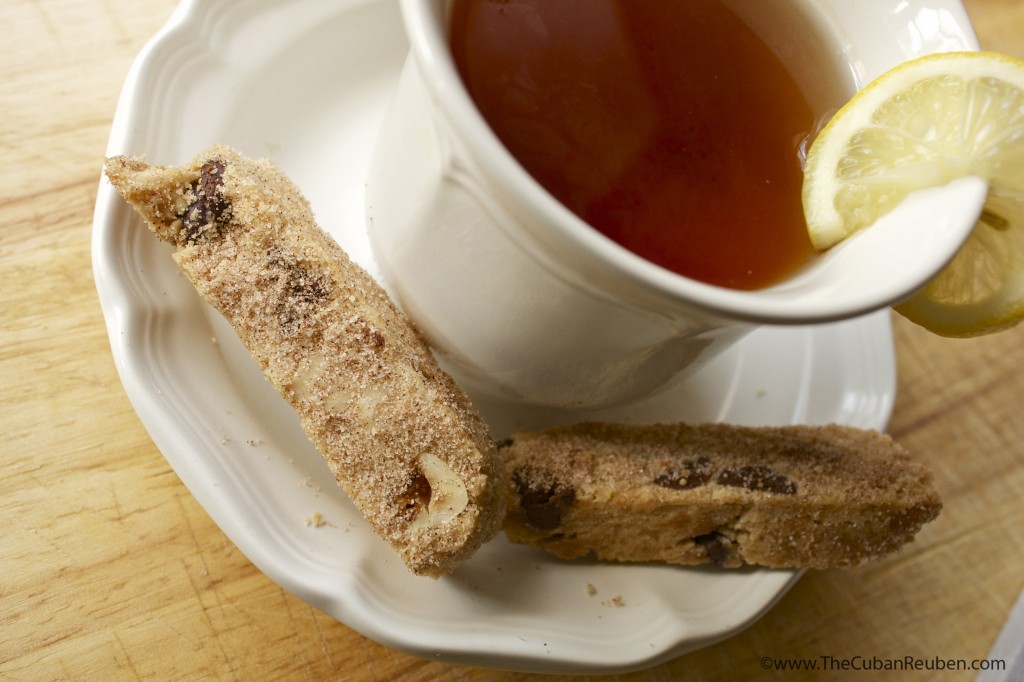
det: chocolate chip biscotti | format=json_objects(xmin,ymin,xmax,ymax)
[
  {"xmin": 501, "ymin": 422, "xmax": 941, "ymax": 569},
  {"xmin": 106, "ymin": 145, "xmax": 506, "ymax": 577}
]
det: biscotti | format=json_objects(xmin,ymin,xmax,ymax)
[
  {"xmin": 501, "ymin": 422, "xmax": 941, "ymax": 569},
  {"xmin": 106, "ymin": 145, "xmax": 506, "ymax": 577}
]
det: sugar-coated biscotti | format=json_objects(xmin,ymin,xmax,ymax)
[
  {"xmin": 106, "ymin": 145, "xmax": 506, "ymax": 577},
  {"xmin": 501, "ymin": 422, "xmax": 941, "ymax": 569}
]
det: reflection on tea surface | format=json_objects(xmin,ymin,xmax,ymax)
[{"xmin": 451, "ymin": 0, "xmax": 823, "ymax": 289}]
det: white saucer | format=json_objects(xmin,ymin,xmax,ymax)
[{"xmin": 91, "ymin": 0, "xmax": 974, "ymax": 673}]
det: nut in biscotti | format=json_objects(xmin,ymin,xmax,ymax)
[
  {"xmin": 105, "ymin": 145, "xmax": 506, "ymax": 577},
  {"xmin": 501, "ymin": 422, "xmax": 942, "ymax": 569}
]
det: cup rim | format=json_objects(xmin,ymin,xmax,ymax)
[{"xmin": 396, "ymin": 0, "xmax": 963, "ymax": 325}]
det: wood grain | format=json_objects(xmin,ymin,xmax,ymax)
[{"xmin": 2, "ymin": 0, "xmax": 1022, "ymax": 680}]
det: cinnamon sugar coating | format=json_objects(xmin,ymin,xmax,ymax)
[
  {"xmin": 501, "ymin": 422, "xmax": 941, "ymax": 569},
  {"xmin": 106, "ymin": 145, "xmax": 506, "ymax": 577}
]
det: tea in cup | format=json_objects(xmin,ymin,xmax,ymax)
[{"xmin": 365, "ymin": 0, "xmax": 980, "ymax": 408}]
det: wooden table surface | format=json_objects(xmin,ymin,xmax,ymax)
[{"xmin": 4, "ymin": 1, "xmax": 1024, "ymax": 680}]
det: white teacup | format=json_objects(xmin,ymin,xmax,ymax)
[{"xmin": 366, "ymin": 0, "xmax": 981, "ymax": 409}]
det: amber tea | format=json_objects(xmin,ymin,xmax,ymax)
[{"xmin": 451, "ymin": 0, "xmax": 826, "ymax": 289}]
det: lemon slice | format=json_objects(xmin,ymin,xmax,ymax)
[{"xmin": 802, "ymin": 51, "xmax": 1024, "ymax": 337}]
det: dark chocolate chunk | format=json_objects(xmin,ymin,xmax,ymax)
[
  {"xmin": 654, "ymin": 457, "xmax": 713, "ymax": 490},
  {"xmin": 694, "ymin": 532, "xmax": 733, "ymax": 565},
  {"xmin": 266, "ymin": 247, "xmax": 332, "ymax": 332},
  {"xmin": 717, "ymin": 465, "xmax": 797, "ymax": 495},
  {"xmin": 267, "ymin": 247, "xmax": 331, "ymax": 306},
  {"xmin": 512, "ymin": 469, "xmax": 575, "ymax": 530},
  {"xmin": 181, "ymin": 160, "xmax": 231, "ymax": 243}
]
